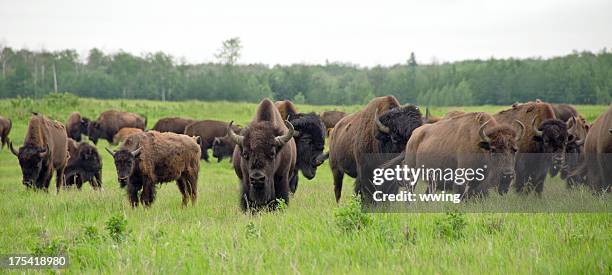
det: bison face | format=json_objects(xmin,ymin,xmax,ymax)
[
  {"xmin": 289, "ymin": 113, "xmax": 327, "ymax": 180},
  {"xmin": 375, "ymin": 105, "xmax": 423, "ymax": 154},
  {"xmin": 478, "ymin": 120, "xmax": 524, "ymax": 194},
  {"xmin": 87, "ymin": 121, "xmax": 102, "ymax": 144},
  {"xmin": 10, "ymin": 143, "xmax": 48, "ymax": 187},
  {"xmin": 106, "ymin": 147, "xmax": 141, "ymax": 188},
  {"xmin": 227, "ymin": 121, "xmax": 294, "ymax": 204},
  {"xmin": 79, "ymin": 117, "xmax": 90, "ymax": 137},
  {"xmin": 532, "ymin": 119, "xmax": 571, "ymax": 168},
  {"xmin": 212, "ymin": 137, "xmax": 235, "ymax": 162}
]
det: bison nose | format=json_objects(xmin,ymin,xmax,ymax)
[{"xmin": 249, "ymin": 172, "xmax": 266, "ymax": 187}]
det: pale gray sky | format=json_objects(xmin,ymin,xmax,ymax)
[{"xmin": 1, "ymin": 0, "xmax": 611, "ymax": 66}]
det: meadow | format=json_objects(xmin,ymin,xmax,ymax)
[{"xmin": 0, "ymin": 95, "xmax": 610, "ymax": 274}]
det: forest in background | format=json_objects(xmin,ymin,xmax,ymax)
[{"xmin": 1, "ymin": 38, "xmax": 611, "ymax": 106}]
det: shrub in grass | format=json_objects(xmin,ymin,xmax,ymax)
[
  {"xmin": 434, "ymin": 211, "xmax": 467, "ymax": 240},
  {"xmin": 334, "ymin": 195, "xmax": 372, "ymax": 232}
]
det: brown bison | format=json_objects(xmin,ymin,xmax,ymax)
[
  {"xmin": 494, "ymin": 101, "xmax": 574, "ymax": 196},
  {"xmin": 557, "ymin": 115, "xmax": 589, "ymax": 187},
  {"xmin": 105, "ymin": 131, "xmax": 201, "ymax": 207},
  {"xmin": 320, "ymin": 110, "xmax": 346, "ymax": 129},
  {"xmin": 328, "ymin": 96, "xmax": 423, "ymax": 204},
  {"xmin": 185, "ymin": 120, "xmax": 241, "ymax": 162},
  {"xmin": 551, "ymin": 104, "xmax": 578, "ymax": 122},
  {"xmin": 10, "ymin": 113, "xmax": 68, "ymax": 191},
  {"xmin": 152, "ymin": 117, "xmax": 196, "ymax": 134},
  {"xmin": 275, "ymin": 100, "xmax": 298, "ymax": 120},
  {"xmin": 88, "ymin": 110, "xmax": 146, "ymax": 144},
  {"xmin": 64, "ymin": 138, "xmax": 102, "ymax": 190},
  {"xmin": 393, "ymin": 112, "xmax": 523, "ymax": 197},
  {"xmin": 65, "ymin": 112, "xmax": 91, "ymax": 142},
  {"xmin": 0, "ymin": 115, "xmax": 11, "ymax": 150},
  {"xmin": 228, "ymin": 99, "xmax": 296, "ymax": 211},
  {"xmin": 112, "ymin": 127, "xmax": 144, "ymax": 145},
  {"xmin": 579, "ymin": 105, "xmax": 612, "ymax": 193}
]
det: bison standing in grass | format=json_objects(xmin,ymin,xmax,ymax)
[
  {"xmin": 184, "ymin": 120, "xmax": 241, "ymax": 162},
  {"xmin": 0, "ymin": 116, "xmax": 11, "ymax": 151},
  {"xmin": 328, "ymin": 96, "xmax": 423, "ymax": 205},
  {"xmin": 88, "ymin": 110, "xmax": 146, "ymax": 145},
  {"xmin": 106, "ymin": 131, "xmax": 201, "ymax": 207},
  {"xmin": 212, "ymin": 135, "xmax": 238, "ymax": 162},
  {"xmin": 10, "ymin": 113, "xmax": 68, "ymax": 192},
  {"xmin": 152, "ymin": 117, "xmax": 195, "ymax": 134},
  {"xmin": 286, "ymin": 112, "xmax": 328, "ymax": 193},
  {"xmin": 65, "ymin": 112, "xmax": 90, "ymax": 142},
  {"xmin": 64, "ymin": 138, "xmax": 102, "ymax": 190},
  {"xmin": 228, "ymin": 99, "xmax": 296, "ymax": 211}
]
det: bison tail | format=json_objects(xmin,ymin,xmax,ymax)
[{"xmin": 381, "ymin": 153, "xmax": 405, "ymax": 169}]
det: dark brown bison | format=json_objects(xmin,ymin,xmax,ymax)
[
  {"xmin": 275, "ymin": 100, "xmax": 298, "ymax": 120},
  {"xmin": 328, "ymin": 96, "xmax": 423, "ymax": 204},
  {"xmin": 105, "ymin": 131, "xmax": 201, "ymax": 207},
  {"xmin": 580, "ymin": 105, "xmax": 612, "ymax": 193},
  {"xmin": 394, "ymin": 112, "xmax": 523, "ymax": 197},
  {"xmin": 0, "ymin": 115, "xmax": 11, "ymax": 150},
  {"xmin": 65, "ymin": 112, "xmax": 90, "ymax": 142},
  {"xmin": 152, "ymin": 117, "xmax": 196, "ymax": 134},
  {"xmin": 494, "ymin": 101, "xmax": 575, "ymax": 196},
  {"xmin": 551, "ymin": 104, "xmax": 578, "ymax": 122},
  {"xmin": 184, "ymin": 120, "xmax": 241, "ymax": 162},
  {"xmin": 286, "ymin": 112, "xmax": 328, "ymax": 193},
  {"xmin": 212, "ymin": 135, "xmax": 239, "ymax": 163},
  {"xmin": 228, "ymin": 99, "xmax": 296, "ymax": 211},
  {"xmin": 88, "ymin": 110, "xmax": 146, "ymax": 144},
  {"xmin": 321, "ymin": 111, "xmax": 346, "ymax": 130},
  {"xmin": 10, "ymin": 113, "xmax": 68, "ymax": 191},
  {"xmin": 556, "ymin": 115, "xmax": 589, "ymax": 187},
  {"xmin": 64, "ymin": 138, "xmax": 102, "ymax": 190},
  {"xmin": 112, "ymin": 127, "xmax": 144, "ymax": 145}
]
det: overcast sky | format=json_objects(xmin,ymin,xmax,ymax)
[{"xmin": 1, "ymin": 0, "xmax": 611, "ymax": 66}]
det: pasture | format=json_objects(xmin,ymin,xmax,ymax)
[{"xmin": 0, "ymin": 95, "xmax": 610, "ymax": 274}]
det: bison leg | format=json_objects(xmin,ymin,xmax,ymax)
[
  {"xmin": 273, "ymin": 174, "xmax": 290, "ymax": 210},
  {"xmin": 127, "ymin": 178, "xmax": 142, "ymax": 207},
  {"xmin": 140, "ymin": 180, "xmax": 156, "ymax": 207},
  {"xmin": 176, "ymin": 179, "xmax": 189, "ymax": 207},
  {"xmin": 55, "ymin": 166, "xmax": 66, "ymax": 193},
  {"xmin": 76, "ymin": 175, "xmax": 84, "ymax": 189},
  {"xmin": 186, "ymin": 173, "xmax": 198, "ymax": 206},
  {"xmin": 332, "ymin": 168, "xmax": 344, "ymax": 203},
  {"xmin": 92, "ymin": 172, "xmax": 102, "ymax": 190},
  {"xmin": 289, "ymin": 172, "xmax": 299, "ymax": 194}
]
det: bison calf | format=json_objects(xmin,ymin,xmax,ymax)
[
  {"xmin": 65, "ymin": 138, "xmax": 103, "ymax": 190},
  {"xmin": 152, "ymin": 117, "xmax": 195, "ymax": 134},
  {"xmin": 66, "ymin": 112, "xmax": 90, "ymax": 142}
]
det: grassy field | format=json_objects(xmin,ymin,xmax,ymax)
[{"xmin": 0, "ymin": 95, "xmax": 610, "ymax": 274}]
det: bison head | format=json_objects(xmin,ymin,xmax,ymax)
[
  {"xmin": 532, "ymin": 118, "xmax": 573, "ymax": 168},
  {"xmin": 87, "ymin": 121, "xmax": 103, "ymax": 145},
  {"xmin": 10, "ymin": 142, "xmax": 49, "ymax": 187},
  {"xmin": 212, "ymin": 136, "xmax": 236, "ymax": 162},
  {"xmin": 478, "ymin": 120, "xmax": 524, "ymax": 194},
  {"xmin": 375, "ymin": 105, "xmax": 423, "ymax": 153},
  {"xmin": 79, "ymin": 117, "xmax": 91, "ymax": 137},
  {"xmin": 106, "ymin": 147, "xmax": 141, "ymax": 188},
  {"xmin": 288, "ymin": 113, "xmax": 328, "ymax": 180},
  {"xmin": 560, "ymin": 117, "xmax": 587, "ymax": 183},
  {"xmin": 227, "ymin": 120, "xmax": 294, "ymax": 204}
]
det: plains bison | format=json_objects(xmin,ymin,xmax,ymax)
[
  {"xmin": 152, "ymin": 117, "xmax": 196, "ymax": 134},
  {"xmin": 10, "ymin": 113, "xmax": 68, "ymax": 191},
  {"xmin": 106, "ymin": 131, "xmax": 201, "ymax": 207},
  {"xmin": 328, "ymin": 96, "xmax": 423, "ymax": 204},
  {"xmin": 551, "ymin": 104, "xmax": 578, "ymax": 122},
  {"xmin": 88, "ymin": 110, "xmax": 146, "ymax": 144},
  {"xmin": 64, "ymin": 139, "xmax": 102, "ymax": 190},
  {"xmin": 287, "ymin": 112, "xmax": 328, "ymax": 193},
  {"xmin": 580, "ymin": 104, "xmax": 612, "ymax": 193},
  {"xmin": 212, "ymin": 135, "xmax": 238, "ymax": 162},
  {"xmin": 184, "ymin": 120, "xmax": 241, "ymax": 162},
  {"xmin": 228, "ymin": 99, "xmax": 296, "ymax": 211},
  {"xmin": 0, "ymin": 116, "xmax": 11, "ymax": 150},
  {"xmin": 112, "ymin": 127, "xmax": 144, "ymax": 145},
  {"xmin": 65, "ymin": 112, "xmax": 90, "ymax": 142}
]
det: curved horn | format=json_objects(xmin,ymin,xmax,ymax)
[
  {"xmin": 105, "ymin": 147, "xmax": 115, "ymax": 157},
  {"xmin": 532, "ymin": 118, "xmax": 543, "ymax": 137},
  {"xmin": 374, "ymin": 112, "xmax": 390, "ymax": 134},
  {"xmin": 9, "ymin": 141, "xmax": 18, "ymax": 156},
  {"xmin": 131, "ymin": 147, "xmax": 142, "ymax": 157},
  {"xmin": 275, "ymin": 120, "xmax": 295, "ymax": 146},
  {"xmin": 566, "ymin": 116, "xmax": 577, "ymax": 135},
  {"xmin": 315, "ymin": 152, "xmax": 329, "ymax": 166},
  {"xmin": 227, "ymin": 121, "xmax": 244, "ymax": 146},
  {"xmin": 39, "ymin": 144, "xmax": 49, "ymax": 158},
  {"xmin": 478, "ymin": 120, "xmax": 491, "ymax": 143},
  {"xmin": 514, "ymin": 120, "xmax": 525, "ymax": 142},
  {"xmin": 575, "ymin": 138, "xmax": 585, "ymax": 146}
]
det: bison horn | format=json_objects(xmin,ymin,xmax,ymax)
[
  {"xmin": 609, "ymin": 128, "xmax": 612, "ymax": 135},
  {"xmin": 39, "ymin": 145, "xmax": 49, "ymax": 158},
  {"xmin": 532, "ymin": 118, "xmax": 543, "ymax": 137},
  {"xmin": 514, "ymin": 120, "xmax": 525, "ymax": 142},
  {"xmin": 105, "ymin": 147, "xmax": 115, "ymax": 157},
  {"xmin": 566, "ymin": 116, "xmax": 577, "ymax": 135},
  {"xmin": 374, "ymin": 112, "xmax": 390, "ymax": 134},
  {"xmin": 275, "ymin": 120, "xmax": 295, "ymax": 146},
  {"xmin": 478, "ymin": 120, "xmax": 492, "ymax": 143},
  {"xmin": 9, "ymin": 141, "xmax": 19, "ymax": 156},
  {"xmin": 227, "ymin": 121, "xmax": 244, "ymax": 146},
  {"xmin": 131, "ymin": 147, "xmax": 142, "ymax": 157},
  {"xmin": 315, "ymin": 152, "xmax": 329, "ymax": 166},
  {"xmin": 575, "ymin": 138, "xmax": 585, "ymax": 146},
  {"xmin": 423, "ymin": 107, "xmax": 431, "ymax": 123}
]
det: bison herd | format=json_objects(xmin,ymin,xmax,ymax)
[{"xmin": 2, "ymin": 97, "xmax": 610, "ymax": 211}]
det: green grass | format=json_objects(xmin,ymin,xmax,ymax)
[{"xmin": 0, "ymin": 96, "xmax": 610, "ymax": 274}]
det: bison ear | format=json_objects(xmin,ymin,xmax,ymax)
[{"xmin": 478, "ymin": 141, "xmax": 491, "ymax": 151}]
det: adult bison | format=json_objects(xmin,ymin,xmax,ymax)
[
  {"xmin": 64, "ymin": 138, "xmax": 102, "ymax": 190},
  {"xmin": 275, "ymin": 100, "xmax": 298, "ymax": 120},
  {"xmin": 394, "ymin": 112, "xmax": 523, "ymax": 197},
  {"xmin": 152, "ymin": 117, "xmax": 195, "ymax": 134},
  {"xmin": 320, "ymin": 110, "xmax": 346, "ymax": 130},
  {"xmin": 112, "ymin": 127, "xmax": 144, "ymax": 145},
  {"xmin": 228, "ymin": 99, "xmax": 296, "ymax": 211},
  {"xmin": 580, "ymin": 105, "xmax": 612, "ymax": 193},
  {"xmin": 0, "ymin": 116, "xmax": 11, "ymax": 150},
  {"xmin": 65, "ymin": 112, "xmax": 90, "ymax": 142},
  {"xmin": 212, "ymin": 136, "xmax": 237, "ymax": 162},
  {"xmin": 493, "ymin": 101, "xmax": 574, "ymax": 196},
  {"xmin": 184, "ymin": 120, "xmax": 241, "ymax": 162},
  {"xmin": 106, "ymin": 131, "xmax": 201, "ymax": 207},
  {"xmin": 286, "ymin": 112, "xmax": 328, "ymax": 193},
  {"xmin": 328, "ymin": 96, "xmax": 423, "ymax": 205},
  {"xmin": 10, "ymin": 113, "xmax": 68, "ymax": 191},
  {"xmin": 88, "ymin": 110, "xmax": 146, "ymax": 144}
]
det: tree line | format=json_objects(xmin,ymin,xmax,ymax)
[{"xmin": 1, "ymin": 40, "xmax": 611, "ymax": 106}]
